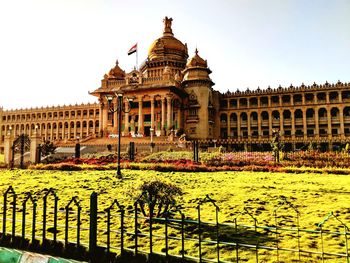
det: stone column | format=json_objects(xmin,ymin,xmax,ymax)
[
  {"xmin": 327, "ymin": 108, "xmax": 332, "ymax": 139},
  {"xmin": 326, "ymin": 92, "xmax": 330, "ymax": 104},
  {"xmin": 291, "ymin": 110, "xmax": 295, "ymax": 139},
  {"xmin": 113, "ymin": 100, "xmax": 118, "ymax": 130},
  {"xmin": 268, "ymin": 96, "xmax": 271, "ymax": 107},
  {"xmin": 102, "ymin": 106, "xmax": 109, "ymax": 131},
  {"xmin": 237, "ymin": 113, "xmax": 241, "ymax": 140},
  {"xmin": 74, "ymin": 122, "xmax": 78, "ymax": 139},
  {"xmin": 56, "ymin": 123, "xmax": 60, "ymax": 140},
  {"xmin": 62, "ymin": 124, "xmax": 65, "ymax": 140},
  {"xmin": 161, "ymin": 97, "xmax": 166, "ymax": 135},
  {"xmin": 339, "ymin": 106, "xmax": 344, "ymax": 138},
  {"xmin": 279, "ymin": 110, "xmax": 284, "ymax": 137},
  {"xmin": 30, "ymin": 129, "xmax": 41, "ymax": 164},
  {"xmin": 302, "ymin": 109, "xmax": 307, "ymax": 139},
  {"xmin": 257, "ymin": 111, "xmax": 262, "ymax": 139},
  {"xmin": 124, "ymin": 100, "xmax": 129, "ymax": 135},
  {"xmin": 166, "ymin": 96, "xmax": 172, "ymax": 131},
  {"xmin": 80, "ymin": 122, "xmax": 83, "ymax": 138},
  {"xmin": 268, "ymin": 111, "xmax": 272, "ymax": 139},
  {"xmin": 99, "ymin": 104, "xmax": 103, "ymax": 136},
  {"xmin": 339, "ymin": 91, "xmax": 342, "ymax": 103},
  {"xmin": 314, "ymin": 108, "xmax": 319, "ymax": 138},
  {"xmin": 50, "ymin": 123, "xmax": 54, "ymax": 141},
  {"xmin": 177, "ymin": 107, "xmax": 181, "ymax": 130},
  {"xmin": 67, "ymin": 123, "xmax": 71, "ymax": 140},
  {"xmin": 247, "ymin": 111, "xmax": 251, "ymax": 139},
  {"xmin": 138, "ymin": 97, "xmax": 143, "ymax": 134},
  {"xmin": 227, "ymin": 113, "xmax": 231, "ymax": 138},
  {"xmin": 4, "ymin": 129, "xmax": 14, "ymax": 166},
  {"xmin": 151, "ymin": 96, "xmax": 155, "ymax": 130},
  {"xmin": 44, "ymin": 123, "xmax": 48, "ymax": 141}
]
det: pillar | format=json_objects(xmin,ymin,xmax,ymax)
[
  {"xmin": 50, "ymin": 123, "xmax": 54, "ymax": 141},
  {"xmin": 291, "ymin": 110, "xmax": 295, "ymax": 140},
  {"xmin": 138, "ymin": 97, "xmax": 143, "ymax": 134},
  {"xmin": 339, "ymin": 106, "xmax": 344, "ymax": 138},
  {"xmin": 268, "ymin": 111, "xmax": 272, "ymax": 139},
  {"xmin": 279, "ymin": 110, "xmax": 284, "ymax": 137},
  {"xmin": 247, "ymin": 111, "xmax": 251, "ymax": 139},
  {"xmin": 124, "ymin": 100, "xmax": 129, "ymax": 135},
  {"xmin": 237, "ymin": 113, "xmax": 241, "ymax": 140},
  {"xmin": 30, "ymin": 130, "xmax": 41, "ymax": 164},
  {"xmin": 113, "ymin": 99, "xmax": 118, "ymax": 130},
  {"xmin": 177, "ymin": 107, "xmax": 181, "ymax": 130},
  {"xmin": 258, "ymin": 111, "xmax": 262, "ymax": 140},
  {"xmin": 150, "ymin": 96, "xmax": 155, "ymax": 130},
  {"xmin": 302, "ymin": 109, "xmax": 307, "ymax": 139},
  {"xmin": 314, "ymin": 108, "xmax": 319, "ymax": 138},
  {"xmin": 227, "ymin": 113, "xmax": 231, "ymax": 138},
  {"xmin": 166, "ymin": 96, "xmax": 172, "ymax": 131},
  {"xmin": 4, "ymin": 129, "xmax": 14, "ymax": 166},
  {"xmin": 99, "ymin": 104, "xmax": 103, "ymax": 136},
  {"xmin": 80, "ymin": 122, "xmax": 83, "ymax": 138},
  {"xmin": 161, "ymin": 97, "xmax": 166, "ymax": 135},
  {"xmin": 74, "ymin": 122, "xmax": 77, "ymax": 139},
  {"xmin": 327, "ymin": 108, "xmax": 332, "ymax": 138},
  {"xmin": 102, "ymin": 107, "xmax": 108, "ymax": 131}
]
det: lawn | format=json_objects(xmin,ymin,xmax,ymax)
[{"xmin": 0, "ymin": 169, "xmax": 349, "ymax": 262}]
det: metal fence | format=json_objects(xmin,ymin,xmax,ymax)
[{"xmin": 0, "ymin": 186, "xmax": 349, "ymax": 262}]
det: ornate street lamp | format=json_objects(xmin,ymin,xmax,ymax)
[
  {"xmin": 150, "ymin": 127, "xmax": 155, "ymax": 152},
  {"xmin": 105, "ymin": 92, "xmax": 133, "ymax": 178}
]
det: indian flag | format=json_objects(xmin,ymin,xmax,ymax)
[{"xmin": 127, "ymin": 43, "xmax": 137, "ymax": 55}]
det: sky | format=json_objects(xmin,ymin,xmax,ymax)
[{"xmin": 0, "ymin": 0, "xmax": 349, "ymax": 110}]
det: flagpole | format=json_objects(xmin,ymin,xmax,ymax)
[{"xmin": 136, "ymin": 44, "xmax": 138, "ymax": 70}]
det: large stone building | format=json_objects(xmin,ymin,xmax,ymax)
[{"xmin": 1, "ymin": 17, "xmax": 350, "ymax": 152}]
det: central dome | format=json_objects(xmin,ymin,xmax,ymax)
[{"xmin": 148, "ymin": 17, "xmax": 188, "ymax": 61}]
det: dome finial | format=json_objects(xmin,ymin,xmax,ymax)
[
  {"xmin": 163, "ymin": 16, "xmax": 173, "ymax": 36},
  {"xmin": 116, "ymin": 59, "xmax": 119, "ymax": 66},
  {"xmin": 195, "ymin": 47, "xmax": 198, "ymax": 55}
]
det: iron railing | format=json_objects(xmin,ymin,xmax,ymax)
[{"xmin": 0, "ymin": 186, "xmax": 349, "ymax": 262}]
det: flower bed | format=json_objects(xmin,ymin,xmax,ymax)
[{"xmin": 27, "ymin": 150, "xmax": 350, "ymax": 174}]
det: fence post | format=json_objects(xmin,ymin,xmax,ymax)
[
  {"xmin": 181, "ymin": 213, "xmax": 185, "ymax": 260},
  {"xmin": 198, "ymin": 204, "xmax": 202, "ymax": 263},
  {"xmin": 134, "ymin": 202, "xmax": 138, "ymax": 255},
  {"xmin": 75, "ymin": 142, "xmax": 81, "ymax": 159},
  {"xmin": 193, "ymin": 141, "xmax": 199, "ymax": 162},
  {"xmin": 120, "ymin": 208, "xmax": 125, "ymax": 254},
  {"xmin": 89, "ymin": 192, "xmax": 98, "ymax": 263},
  {"xmin": 129, "ymin": 142, "xmax": 135, "ymax": 161}
]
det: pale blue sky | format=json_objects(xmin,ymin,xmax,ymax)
[{"xmin": 0, "ymin": 0, "xmax": 349, "ymax": 109}]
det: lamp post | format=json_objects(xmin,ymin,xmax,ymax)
[
  {"xmin": 150, "ymin": 127, "xmax": 154, "ymax": 152},
  {"xmin": 105, "ymin": 92, "xmax": 133, "ymax": 178}
]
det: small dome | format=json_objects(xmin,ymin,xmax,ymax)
[
  {"xmin": 108, "ymin": 60, "xmax": 125, "ymax": 79},
  {"xmin": 148, "ymin": 17, "xmax": 188, "ymax": 61},
  {"xmin": 186, "ymin": 49, "xmax": 207, "ymax": 68}
]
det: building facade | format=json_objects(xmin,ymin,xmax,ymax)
[{"xmin": 1, "ymin": 17, "xmax": 350, "ymax": 152}]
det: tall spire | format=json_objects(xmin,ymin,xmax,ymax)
[{"xmin": 163, "ymin": 16, "xmax": 173, "ymax": 36}]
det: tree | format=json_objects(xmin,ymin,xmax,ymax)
[
  {"xmin": 134, "ymin": 178, "xmax": 182, "ymax": 218},
  {"xmin": 40, "ymin": 140, "xmax": 56, "ymax": 157}
]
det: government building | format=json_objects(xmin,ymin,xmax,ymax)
[{"xmin": 1, "ymin": 17, "xmax": 350, "ymax": 152}]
